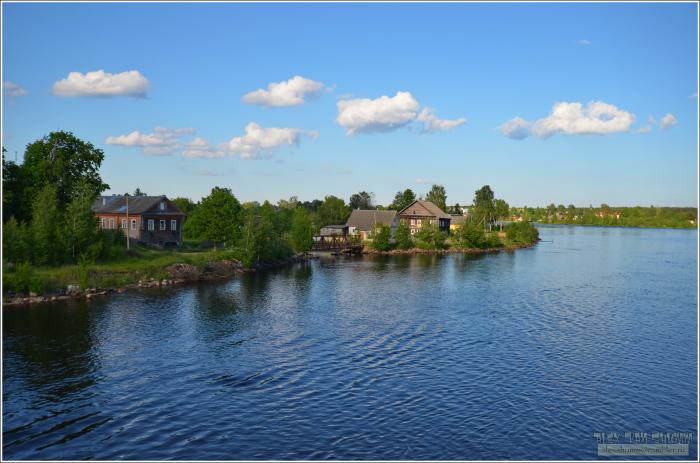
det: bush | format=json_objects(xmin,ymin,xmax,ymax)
[
  {"xmin": 5, "ymin": 262, "xmax": 44, "ymax": 295},
  {"xmin": 455, "ymin": 223, "xmax": 488, "ymax": 249},
  {"xmin": 415, "ymin": 221, "xmax": 447, "ymax": 250},
  {"xmin": 371, "ymin": 223, "xmax": 393, "ymax": 251},
  {"xmin": 505, "ymin": 221, "xmax": 539, "ymax": 245},
  {"xmin": 394, "ymin": 220, "xmax": 413, "ymax": 249}
]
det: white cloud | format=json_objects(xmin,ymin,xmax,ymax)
[
  {"xmin": 242, "ymin": 75, "xmax": 325, "ymax": 107},
  {"xmin": 227, "ymin": 122, "xmax": 307, "ymax": 159},
  {"xmin": 108, "ymin": 123, "xmax": 316, "ymax": 160},
  {"xmin": 637, "ymin": 116, "xmax": 656, "ymax": 134},
  {"xmin": 500, "ymin": 117, "xmax": 531, "ymax": 140},
  {"xmin": 3, "ymin": 81, "xmax": 27, "ymax": 98},
  {"xmin": 689, "ymin": 92, "xmax": 698, "ymax": 99},
  {"xmin": 336, "ymin": 91, "xmax": 420, "ymax": 135},
  {"xmin": 503, "ymin": 101, "xmax": 635, "ymax": 140},
  {"xmin": 336, "ymin": 91, "xmax": 465, "ymax": 135},
  {"xmin": 52, "ymin": 70, "xmax": 149, "ymax": 97},
  {"xmin": 182, "ymin": 137, "xmax": 227, "ymax": 159},
  {"xmin": 415, "ymin": 178, "xmax": 431, "ymax": 184},
  {"xmin": 106, "ymin": 127, "xmax": 193, "ymax": 155},
  {"xmin": 577, "ymin": 39, "xmax": 592, "ymax": 46},
  {"xmin": 416, "ymin": 107, "xmax": 466, "ymax": 133},
  {"xmin": 659, "ymin": 113, "xmax": 677, "ymax": 129}
]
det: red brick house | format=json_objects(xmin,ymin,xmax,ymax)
[{"xmin": 92, "ymin": 195, "xmax": 186, "ymax": 247}]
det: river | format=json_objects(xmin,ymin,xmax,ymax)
[{"xmin": 2, "ymin": 225, "xmax": 697, "ymax": 460}]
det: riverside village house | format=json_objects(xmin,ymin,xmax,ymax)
[
  {"xmin": 325, "ymin": 200, "xmax": 453, "ymax": 240},
  {"xmin": 92, "ymin": 195, "xmax": 186, "ymax": 247},
  {"xmin": 397, "ymin": 199, "xmax": 451, "ymax": 234},
  {"xmin": 346, "ymin": 209, "xmax": 399, "ymax": 240}
]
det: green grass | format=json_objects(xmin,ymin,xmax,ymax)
[{"xmin": 4, "ymin": 246, "xmax": 238, "ymax": 295}]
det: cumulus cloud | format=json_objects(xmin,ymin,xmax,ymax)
[
  {"xmin": 227, "ymin": 122, "xmax": 309, "ymax": 159},
  {"xmin": 106, "ymin": 127, "xmax": 194, "ymax": 155},
  {"xmin": 242, "ymin": 75, "xmax": 325, "ymax": 107},
  {"xmin": 53, "ymin": 70, "xmax": 149, "ymax": 97},
  {"xmin": 577, "ymin": 39, "xmax": 592, "ymax": 46},
  {"xmin": 416, "ymin": 107, "xmax": 466, "ymax": 133},
  {"xmin": 182, "ymin": 137, "xmax": 227, "ymax": 159},
  {"xmin": 336, "ymin": 91, "xmax": 465, "ymax": 135},
  {"xmin": 336, "ymin": 91, "xmax": 420, "ymax": 135},
  {"xmin": 500, "ymin": 117, "xmax": 531, "ymax": 140},
  {"xmin": 502, "ymin": 101, "xmax": 635, "ymax": 140},
  {"xmin": 659, "ymin": 113, "xmax": 677, "ymax": 129}
]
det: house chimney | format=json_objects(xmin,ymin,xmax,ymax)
[{"xmin": 102, "ymin": 197, "xmax": 106, "ymax": 206}]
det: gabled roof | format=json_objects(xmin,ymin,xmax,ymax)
[
  {"xmin": 92, "ymin": 195, "xmax": 122, "ymax": 211},
  {"xmin": 92, "ymin": 195, "xmax": 185, "ymax": 215},
  {"xmin": 346, "ymin": 209, "xmax": 397, "ymax": 230},
  {"xmin": 397, "ymin": 200, "xmax": 451, "ymax": 220}
]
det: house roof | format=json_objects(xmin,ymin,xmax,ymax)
[
  {"xmin": 92, "ymin": 195, "xmax": 185, "ymax": 215},
  {"xmin": 346, "ymin": 209, "xmax": 397, "ymax": 230},
  {"xmin": 92, "ymin": 195, "xmax": 121, "ymax": 211},
  {"xmin": 397, "ymin": 200, "xmax": 451, "ymax": 220},
  {"xmin": 320, "ymin": 224, "xmax": 348, "ymax": 229}
]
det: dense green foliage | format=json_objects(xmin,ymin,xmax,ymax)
[
  {"xmin": 390, "ymin": 188, "xmax": 417, "ymax": 211},
  {"xmin": 504, "ymin": 222, "xmax": 540, "ymax": 245},
  {"xmin": 3, "ymin": 133, "xmax": 122, "ymax": 271},
  {"xmin": 184, "ymin": 187, "xmax": 243, "ymax": 246},
  {"xmin": 172, "ymin": 197, "xmax": 196, "ymax": 214},
  {"xmin": 425, "ymin": 184, "xmax": 448, "ymax": 212},
  {"xmin": 394, "ymin": 220, "xmax": 413, "ymax": 250},
  {"xmin": 3, "ymin": 131, "xmax": 109, "ymax": 222},
  {"xmin": 349, "ymin": 191, "xmax": 374, "ymax": 210},
  {"xmin": 371, "ymin": 223, "xmax": 392, "ymax": 251},
  {"xmin": 317, "ymin": 195, "xmax": 351, "ymax": 226},
  {"xmin": 471, "ymin": 185, "xmax": 496, "ymax": 229},
  {"xmin": 290, "ymin": 208, "xmax": 315, "ymax": 252},
  {"xmin": 414, "ymin": 221, "xmax": 447, "ymax": 250},
  {"xmin": 454, "ymin": 222, "xmax": 489, "ymax": 249}
]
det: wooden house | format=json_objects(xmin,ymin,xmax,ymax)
[
  {"xmin": 346, "ymin": 209, "xmax": 398, "ymax": 240},
  {"xmin": 397, "ymin": 200, "xmax": 451, "ymax": 234},
  {"xmin": 92, "ymin": 195, "xmax": 186, "ymax": 247}
]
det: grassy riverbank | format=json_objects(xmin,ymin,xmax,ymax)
[{"xmin": 3, "ymin": 247, "xmax": 239, "ymax": 296}]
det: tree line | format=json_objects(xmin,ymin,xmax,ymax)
[{"xmin": 512, "ymin": 204, "xmax": 697, "ymax": 228}]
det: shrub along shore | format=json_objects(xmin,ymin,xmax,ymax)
[{"xmin": 3, "ymin": 249, "xmax": 317, "ymax": 306}]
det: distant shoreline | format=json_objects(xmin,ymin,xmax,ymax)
[{"xmin": 534, "ymin": 222, "xmax": 697, "ymax": 231}]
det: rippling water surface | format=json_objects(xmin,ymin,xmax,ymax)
[{"xmin": 3, "ymin": 225, "xmax": 697, "ymax": 460}]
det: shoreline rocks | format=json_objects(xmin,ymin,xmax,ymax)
[{"xmin": 2, "ymin": 253, "xmax": 317, "ymax": 307}]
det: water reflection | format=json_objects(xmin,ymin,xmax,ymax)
[{"xmin": 3, "ymin": 228, "xmax": 697, "ymax": 460}]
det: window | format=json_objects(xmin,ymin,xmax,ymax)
[
  {"xmin": 109, "ymin": 218, "xmax": 115, "ymax": 229},
  {"xmin": 159, "ymin": 220, "xmax": 166, "ymax": 230},
  {"xmin": 131, "ymin": 219, "xmax": 137, "ymax": 230},
  {"xmin": 171, "ymin": 220, "xmax": 177, "ymax": 231},
  {"xmin": 159, "ymin": 201, "xmax": 165, "ymax": 211},
  {"xmin": 148, "ymin": 219, "xmax": 155, "ymax": 231},
  {"xmin": 100, "ymin": 218, "xmax": 106, "ymax": 229},
  {"xmin": 121, "ymin": 219, "xmax": 127, "ymax": 229}
]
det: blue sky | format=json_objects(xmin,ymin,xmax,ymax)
[{"xmin": 2, "ymin": 2, "xmax": 698, "ymax": 207}]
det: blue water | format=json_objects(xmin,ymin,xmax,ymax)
[{"xmin": 2, "ymin": 225, "xmax": 697, "ymax": 460}]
